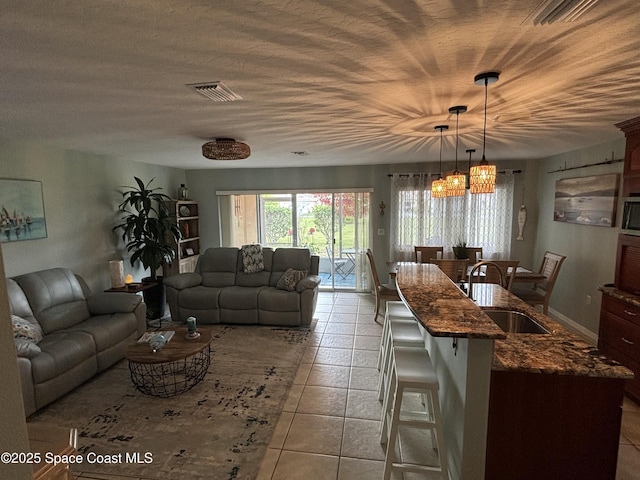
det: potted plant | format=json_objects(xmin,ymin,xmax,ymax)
[
  {"xmin": 453, "ymin": 240, "xmax": 469, "ymax": 260},
  {"xmin": 114, "ymin": 177, "xmax": 181, "ymax": 319}
]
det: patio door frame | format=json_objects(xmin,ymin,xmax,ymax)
[{"xmin": 217, "ymin": 188, "xmax": 372, "ymax": 292}]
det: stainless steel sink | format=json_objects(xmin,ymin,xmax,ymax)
[{"xmin": 483, "ymin": 310, "xmax": 550, "ymax": 334}]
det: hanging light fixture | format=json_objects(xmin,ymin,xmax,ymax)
[
  {"xmin": 431, "ymin": 125, "xmax": 449, "ymax": 198},
  {"xmin": 445, "ymin": 105, "xmax": 467, "ymax": 197},
  {"xmin": 465, "ymin": 148, "xmax": 476, "ymax": 190},
  {"xmin": 470, "ymin": 71, "xmax": 499, "ymax": 194}
]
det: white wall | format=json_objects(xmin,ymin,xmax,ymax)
[{"xmin": 531, "ymin": 138, "xmax": 625, "ymax": 333}]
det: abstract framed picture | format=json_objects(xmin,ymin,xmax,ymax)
[
  {"xmin": 554, "ymin": 173, "xmax": 619, "ymax": 227},
  {"xmin": 0, "ymin": 178, "xmax": 48, "ymax": 242}
]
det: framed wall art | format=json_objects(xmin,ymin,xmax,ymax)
[
  {"xmin": 0, "ymin": 178, "xmax": 47, "ymax": 242},
  {"xmin": 554, "ymin": 173, "xmax": 619, "ymax": 227}
]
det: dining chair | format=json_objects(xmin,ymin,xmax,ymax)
[
  {"xmin": 511, "ymin": 252, "xmax": 566, "ymax": 314},
  {"xmin": 452, "ymin": 246, "xmax": 483, "ymax": 263},
  {"xmin": 414, "ymin": 246, "xmax": 444, "ymax": 264},
  {"xmin": 478, "ymin": 259, "xmax": 520, "ymax": 292},
  {"xmin": 366, "ymin": 249, "xmax": 401, "ymax": 321},
  {"xmin": 431, "ymin": 259, "xmax": 469, "ymax": 282}
]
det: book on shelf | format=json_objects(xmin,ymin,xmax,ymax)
[{"xmin": 137, "ymin": 330, "xmax": 175, "ymax": 344}]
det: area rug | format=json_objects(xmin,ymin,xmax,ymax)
[{"xmin": 27, "ymin": 323, "xmax": 312, "ymax": 480}]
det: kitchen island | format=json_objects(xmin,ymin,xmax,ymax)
[{"xmin": 396, "ymin": 263, "xmax": 632, "ymax": 480}]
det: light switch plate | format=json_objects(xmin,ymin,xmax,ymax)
[{"xmin": 377, "ymin": 229, "xmax": 385, "ymax": 236}]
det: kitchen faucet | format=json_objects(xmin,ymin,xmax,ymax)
[{"xmin": 468, "ymin": 261, "xmax": 505, "ymax": 299}]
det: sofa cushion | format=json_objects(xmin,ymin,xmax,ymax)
[
  {"xmin": 276, "ymin": 268, "xmax": 308, "ymax": 291},
  {"xmin": 31, "ymin": 331, "xmax": 96, "ymax": 383},
  {"xmin": 12, "ymin": 315, "xmax": 43, "ymax": 343},
  {"xmin": 219, "ymin": 286, "xmax": 263, "ymax": 310},
  {"xmin": 15, "ymin": 268, "xmax": 90, "ymax": 334},
  {"xmin": 180, "ymin": 286, "xmax": 222, "ymax": 310},
  {"xmin": 198, "ymin": 248, "xmax": 239, "ymax": 287},
  {"xmin": 6, "ymin": 278, "xmax": 37, "ymax": 324},
  {"xmin": 270, "ymin": 248, "xmax": 312, "ymax": 287},
  {"xmin": 236, "ymin": 248, "xmax": 273, "ymax": 287},
  {"xmin": 259, "ymin": 287, "xmax": 301, "ymax": 312},
  {"xmin": 66, "ymin": 313, "xmax": 140, "ymax": 352}
]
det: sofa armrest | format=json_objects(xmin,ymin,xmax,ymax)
[
  {"xmin": 87, "ymin": 292, "xmax": 142, "ymax": 315},
  {"xmin": 164, "ymin": 273, "xmax": 203, "ymax": 290},
  {"xmin": 14, "ymin": 338, "xmax": 41, "ymax": 358},
  {"xmin": 296, "ymin": 274, "xmax": 321, "ymax": 292}
]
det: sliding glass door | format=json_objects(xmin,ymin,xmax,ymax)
[{"xmin": 219, "ymin": 191, "xmax": 370, "ymax": 291}]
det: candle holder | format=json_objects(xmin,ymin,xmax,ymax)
[{"xmin": 185, "ymin": 316, "xmax": 200, "ymax": 339}]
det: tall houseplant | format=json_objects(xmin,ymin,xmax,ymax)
[{"xmin": 114, "ymin": 177, "xmax": 181, "ymax": 318}]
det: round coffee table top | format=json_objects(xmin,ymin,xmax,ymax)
[{"xmin": 124, "ymin": 326, "xmax": 213, "ymax": 364}]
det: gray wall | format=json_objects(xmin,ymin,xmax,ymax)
[
  {"xmin": 0, "ymin": 141, "xmax": 185, "ymax": 291},
  {"xmin": 185, "ymin": 158, "xmax": 532, "ymax": 283},
  {"xmin": 531, "ymin": 138, "xmax": 625, "ymax": 333}
]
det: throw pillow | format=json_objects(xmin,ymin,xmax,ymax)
[
  {"xmin": 277, "ymin": 268, "xmax": 308, "ymax": 292},
  {"xmin": 11, "ymin": 315, "xmax": 43, "ymax": 344},
  {"xmin": 242, "ymin": 244, "xmax": 265, "ymax": 273}
]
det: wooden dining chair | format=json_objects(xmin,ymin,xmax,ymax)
[
  {"xmin": 478, "ymin": 259, "xmax": 520, "ymax": 292},
  {"xmin": 366, "ymin": 249, "xmax": 401, "ymax": 321},
  {"xmin": 431, "ymin": 259, "xmax": 469, "ymax": 282},
  {"xmin": 414, "ymin": 246, "xmax": 444, "ymax": 264},
  {"xmin": 511, "ymin": 252, "xmax": 566, "ymax": 314}
]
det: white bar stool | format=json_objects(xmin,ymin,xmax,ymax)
[
  {"xmin": 376, "ymin": 301, "xmax": 417, "ymax": 372},
  {"xmin": 380, "ymin": 346, "xmax": 449, "ymax": 480},
  {"xmin": 377, "ymin": 318, "xmax": 424, "ymax": 402}
]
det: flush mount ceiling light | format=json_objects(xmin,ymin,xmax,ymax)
[
  {"xmin": 431, "ymin": 125, "xmax": 449, "ymax": 199},
  {"xmin": 470, "ymin": 72, "xmax": 499, "ymax": 194},
  {"xmin": 445, "ymin": 105, "xmax": 467, "ymax": 197},
  {"xmin": 202, "ymin": 138, "xmax": 251, "ymax": 160}
]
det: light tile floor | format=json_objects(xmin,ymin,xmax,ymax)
[
  {"xmin": 74, "ymin": 291, "xmax": 640, "ymax": 480},
  {"xmin": 257, "ymin": 291, "xmax": 640, "ymax": 480}
]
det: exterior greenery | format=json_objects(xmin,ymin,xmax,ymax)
[{"xmin": 114, "ymin": 177, "xmax": 181, "ymax": 280}]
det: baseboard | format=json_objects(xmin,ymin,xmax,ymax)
[{"xmin": 547, "ymin": 307, "xmax": 598, "ymax": 345}]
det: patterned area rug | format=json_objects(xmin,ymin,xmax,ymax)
[{"xmin": 27, "ymin": 324, "xmax": 312, "ymax": 480}]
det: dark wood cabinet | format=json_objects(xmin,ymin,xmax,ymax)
[
  {"xmin": 485, "ymin": 370, "xmax": 624, "ymax": 480},
  {"xmin": 615, "ymin": 116, "xmax": 640, "ymax": 195},
  {"xmin": 599, "ymin": 292, "xmax": 640, "ymax": 402}
]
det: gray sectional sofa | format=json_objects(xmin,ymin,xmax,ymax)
[
  {"xmin": 164, "ymin": 247, "xmax": 321, "ymax": 326},
  {"xmin": 8, "ymin": 268, "xmax": 146, "ymax": 416}
]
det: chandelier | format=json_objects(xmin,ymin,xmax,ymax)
[
  {"xmin": 202, "ymin": 138, "xmax": 251, "ymax": 160},
  {"xmin": 431, "ymin": 125, "xmax": 449, "ymax": 198},
  {"xmin": 470, "ymin": 72, "xmax": 499, "ymax": 194},
  {"xmin": 445, "ymin": 106, "xmax": 467, "ymax": 197}
]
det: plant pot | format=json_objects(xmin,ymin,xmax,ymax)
[
  {"xmin": 142, "ymin": 276, "xmax": 165, "ymax": 320},
  {"xmin": 453, "ymin": 247, "xmax": 469, "ymax": 260}
]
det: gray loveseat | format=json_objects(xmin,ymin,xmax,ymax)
[
  {"xmin": 165, "ymin": 247, "xmax": 321, "ymax": 326},
  {"xmin": 8, "ymin": 268, "xmax": 146, "ymax": 416}
]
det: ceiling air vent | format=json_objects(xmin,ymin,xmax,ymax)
[
  {"xmin": 188, "ymin": 82, "xmax": 243, "ymax": 102},
  {"xmin": 525, "ymin": 0, "xmax": 600, "ymax": 25}
]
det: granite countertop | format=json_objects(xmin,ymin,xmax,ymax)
[
  {"xmin": 599, "ymin": 285, "xmax": 640, "ymax": 307},
  {"xmin": 396, "ymin": 263, "xmax": 633, "ymax": 379}
]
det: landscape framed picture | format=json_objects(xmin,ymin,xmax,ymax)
[
  {"xmin": 0, "ymin": 178, "xmax": 48, "ymax": 242},
  {"xmin": 554, "ymin": 173, "xmax": 619, "ymax": 227}
]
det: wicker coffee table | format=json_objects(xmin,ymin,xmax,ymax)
[{"xmin": 124, "ymin": 326, "xmax": 213, "ymax": 397}]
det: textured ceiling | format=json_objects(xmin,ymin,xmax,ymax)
[{"xmin": 2, "ymin": 0, "xmax": 640, "ymax": 169}]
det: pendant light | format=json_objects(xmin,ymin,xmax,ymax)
[
  {"xmin": 445, "ymin": 106, "xmax": 467, "ymax": 197},
  {"xmin": 470, "ymin": 71, "xmax": 499, "ymax": 194},
  {"xmin": 431, "ymin": 125, "xmax": 449, "ymax": 198},
  {"xmin": 465, "ymin": 148, "xmax": 476, "ymax": 190}
]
